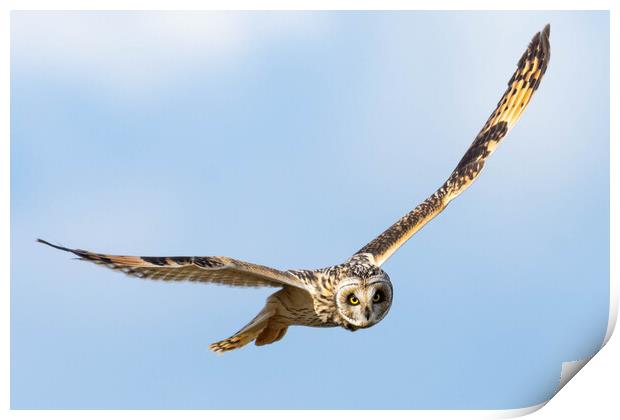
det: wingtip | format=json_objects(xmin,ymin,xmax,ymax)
[
  {"xmin": 37, "ymin": 238, "xmax": 72, "ymax": 253},
  {"xmin": 540, "ymin": 24, "xmax": 551, "ymax": 69},
  {"xmin": 540, "ymin": 24, "xmax": 551, "ymax": 47},
  {"xmin": 532, "ymin": 23, "xmax": 551, "ymax": 44},
  {"xmin": 525, "ymin": 24, "xmax": 551, "ymax": 73}
]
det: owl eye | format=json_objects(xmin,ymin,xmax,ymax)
[
  {"xmin": 347, "ymin": 294, "xmax": 360, "ymax": 305},
  {"xmin": 373, "ymin": 291, "xmax": 383, "ymax": 303}
]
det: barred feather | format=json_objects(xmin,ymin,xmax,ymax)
[
  {"xmin": 37, "ymin": 239, "xmax": 305, "ymax": 289},
  {"xmin": 357, "ymin": 25, "xmax": 551, "ymax": 265}
]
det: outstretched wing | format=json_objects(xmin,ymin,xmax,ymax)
[
  {"xmin": 38, "ymin": 239, "xmax": 305, "ymax": 289},
  {"xmin": 357, "ymin": 24, "xmax": 551, "ymax": 266}
]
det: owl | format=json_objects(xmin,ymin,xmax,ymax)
[{"xmin": 39, "ymin": 25, "xmax": 550, "ymax": 353}]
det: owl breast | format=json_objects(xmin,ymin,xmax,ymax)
[{"xmin": 270, "ymin": 286, "xmax": 337, "ymax": 327}]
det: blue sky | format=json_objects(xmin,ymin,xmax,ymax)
[{"xmin": 11, "ymin": 11, "xmax": 609, "ymax": 409}]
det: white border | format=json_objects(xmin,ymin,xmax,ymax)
[{"xmin": 2, "ymin": 1, "xmax": 616, "ymax": 418}]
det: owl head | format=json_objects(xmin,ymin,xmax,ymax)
[{"xmin": 334, "ymin": 271, "xmax": 393, "ymax": 330}]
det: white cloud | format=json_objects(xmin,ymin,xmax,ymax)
[{"xmin": 12, "ymin": 11, "xmax": 328, "ymax": 94}]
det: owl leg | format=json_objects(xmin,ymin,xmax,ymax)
[
  {"xmin": 208, "ymin": 306, "xmax": 276, "ymax": 353},
  {"xmin": 255, "ymin": 324, "xmax": 288, "ymax": 346}
]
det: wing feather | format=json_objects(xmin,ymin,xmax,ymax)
[
  {"xmin": 38, "ymin": 239, "xmax": 305, "ymax": 289},
  {"xmin": 357, "ymin": 25, "xmax": 551, "ymax": 266}
]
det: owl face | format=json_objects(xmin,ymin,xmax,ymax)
[{"xmin": 335, "ymin": 275, "xmax": 393, "ymax": 330}]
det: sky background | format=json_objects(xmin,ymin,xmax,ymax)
[{"xmin": 11, "ymin": 11, "xmax": 609, "ymax": 409}]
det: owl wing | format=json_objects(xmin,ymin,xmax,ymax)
[
  {"xmin": 38, "ymin": 239, "xmax": 306, "ymax": 289},
  {"xmin": 357, "ymin": 25, "xmax": 550, "ymax": 266}
]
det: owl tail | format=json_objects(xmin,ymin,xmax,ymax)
[{"xmin": 208, "ymin": 305, "xmax": 288, "ymax": 353}]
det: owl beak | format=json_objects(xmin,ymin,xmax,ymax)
[{"xmin": 364, "ymin": 307, "xmax": 371, "ymax": 321}]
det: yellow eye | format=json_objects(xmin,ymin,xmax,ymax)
[
  {"xmin": 348, "ymin": 294, "xmax": 360, "ymax": 305},
  {"xmin": 373, "ymin": 292, "xmax": 383, "ymax": 303}
]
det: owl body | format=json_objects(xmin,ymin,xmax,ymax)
[
  {"xmin": 204, "ymin": 254, "xmax": 392, "ymax": 352},
  {"xmin": 39, "ymin": 25, "xmax": 551, "ymax": 353}
]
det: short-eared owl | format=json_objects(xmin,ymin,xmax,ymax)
[{"xmin": 40, "ymin": 25, "xmax": 551, "ymax": 353}]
